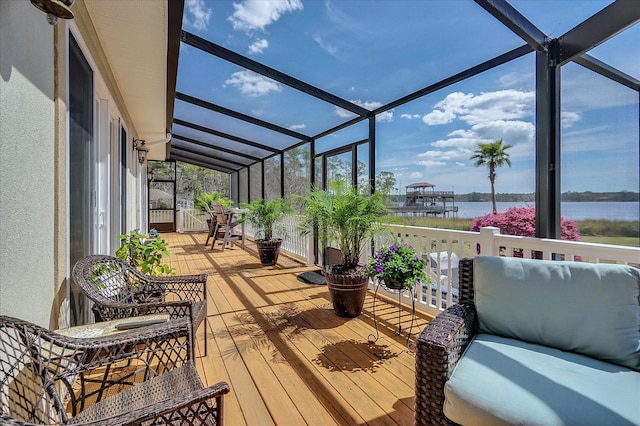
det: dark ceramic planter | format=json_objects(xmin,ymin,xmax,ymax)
[{"xmin": 256, "ymin": 239, "xmax": 282, "ymax": 266}]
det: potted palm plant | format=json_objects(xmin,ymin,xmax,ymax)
[
  {"xmin": 244, "ymin": 198, "xmax": 293, "ymax": 266},
  {"xmin": 299, "ymin": 179, "xmax": 389, "ymax": 317}
]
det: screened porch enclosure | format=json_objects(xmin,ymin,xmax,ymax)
[{"xmin": 170, "ymin": 0, "xmax": 639, "ymax": 256}]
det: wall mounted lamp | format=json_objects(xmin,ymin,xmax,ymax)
[
  {"xmin": 31, "ymin": 0, "xmax": 75, "ymax": 25},
  {"xmin": 133, "ymin": 138, "xmax": 149, "ymax": 164}
]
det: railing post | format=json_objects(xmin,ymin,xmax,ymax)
[
  {"xmin": 478, "ymin": 226, "xmax": 500, "ymax": 256},
  {"xmin": 306, "ymin": 228, "xmax": 314, "ymax": 266},
  {"xmin": 176, "ymin": 209, "xmax": 183, "ymax": 233}
]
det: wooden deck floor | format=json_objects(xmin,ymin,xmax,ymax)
[{"xmin": 162, "ymin": 232, "xmax": 433, "ymax": 426}]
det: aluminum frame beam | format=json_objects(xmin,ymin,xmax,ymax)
[
  {"xmin": 176, "ymin": 92, "xmax": 309, "ymax": 142},
  {"xmin": 181, "ymin": 30, "xmax": 370, "ymax": 117},
  {"xmin": 171, "ymin": 143, "xmax": 250, "ymax": 168},
  {"xmin": 173, "ymin": 118, "xmax": 278, "ymax": 154},
  {"xmin": 170, "ymin": 153, "xmax": 238, "ymax": 173},
  {"xmin": 475, "ymin": 0, "xmax": 547, "ymax": 51},
  {"xmin": 377, "ymin": 45, "xmax": 533, "ymax": 115},
  {"xmin": 172, "ymin": 133, "xmax": 261, "ymax": 162},
  {"xmin": 556, "ymin": 0, "xmax": 640, "ymax": 66},
  {"xmin": 574, "ymin": 54, "xmax": 640, "ymax": 91}
]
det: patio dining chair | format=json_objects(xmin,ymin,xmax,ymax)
[
  {"xmin": 73, "ymin": 254, "xmax": 209, "ymax": 356},
  {"xmin": 203, "ymin": 203, "xmax": 218, "ymax": 248},
  {"xmin": 0, "ymin": 315, "xmax": 229, "ymax": 425},
  {"xmin": 210, "ymin": 202, "xmax": 243, "ymax": 252}
]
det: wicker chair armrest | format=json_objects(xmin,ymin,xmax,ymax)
[
  {"xmin": 135, "ymin": 273, "xmax": 207, "ymax": 302},
  {"xmin": 141, "ymin": 273, "xmax": 208, "ymax": 285},
  {"xmin": 418, "ymin": 303, "xmax": 477, "ymax": 357},
  {"xmin": 93, "ymin": 299, "xmax": 195, "ymax": 320},
  {"xmin": 415, "ymin": 303, "xmax": 477, "ymax": 425}
]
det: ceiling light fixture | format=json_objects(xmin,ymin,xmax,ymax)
[
  {"xmin": 30, "ymin": 0, "xmax": 75, "ymax": 25},
  {"xmin": 133, "ymin": 138, "xmax": 150, "ymax": 164}
]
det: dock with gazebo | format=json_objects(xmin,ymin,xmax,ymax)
[{"xmin": 390, "ymin": 182, "xmax": 458, "ymax": 217}]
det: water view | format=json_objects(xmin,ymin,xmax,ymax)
[{"xmin": 452, "ymin": 201, "xmax": 640, "ymax": 221}]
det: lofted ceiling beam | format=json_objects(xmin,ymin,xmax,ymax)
[
  {"xmin": 172, "ymin": 133, "xmax": 262, "ymax": 162},
  {"xmin": 181, "ymin": 30, "xmax": 370, "ymax": 117},
  {"xmin": 573, "ymin": 54, "xmax": 640, "ymax": 91},
  {"xmin": 556, "ymin": 0, "xmax": 640, "ymax": 66},
  {"xmin": 475, "ymin": 0, "xmax": 548, "ymax": 51},
  {"xmin": 176, "ymin": 92, "xmax": 308, "ymax": 142},
  {"xmin": 170, "ymin": 152, "xmax": 238, "ymax": 173},
  {"xmin": 171, "ymin": 144, "xmax": 250, "ymax": 168},
  {"xmin": 377, "ymin": 44, "xmax": 532, "ymax": 115},
  {"xmin": 174, "ymin": 118, "xmax": 278, "ymax": 154}
]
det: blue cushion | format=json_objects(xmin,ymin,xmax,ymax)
[
  {"xmin": 474, "ymin": 256, "xmax": 640, "ymax": 370},
  {"xmin": 444, "ymin": 334, "xmax": 640, "ymax": 426}
]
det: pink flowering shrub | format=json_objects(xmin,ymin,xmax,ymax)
[{"xmin": 470, "ymin": 207, "xmax": 581, "ymax": 257}]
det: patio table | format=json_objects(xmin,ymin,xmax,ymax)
[{"xmin": 54, "ymin": 313, "xmax": 170, "ymax": 339}]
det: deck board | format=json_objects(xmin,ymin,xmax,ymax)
[{"xmin": 164, "ymin": 232, "xmax": 432, "ymax": 425}]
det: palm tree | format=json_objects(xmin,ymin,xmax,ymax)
[{"xmin": 470, "ymin": 139, "xmax": 512, "ymax": 213}]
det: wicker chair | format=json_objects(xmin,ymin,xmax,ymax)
[
  {"xmin": 415, "ymin": 258, "xmax": 476, "ymax": 425},
  {"xmin": 73, "ymin": 255, "xmax": 209, "ymax": 356},
  {"xmin": 0, "ymin": 315, "xmax": 229, "ymax": 425}
]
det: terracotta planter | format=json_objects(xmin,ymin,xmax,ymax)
[
  {"xmin": 256, "ymin": 239, "xmax": 282, "ymax": 266},
  {"xmin": 324, "ymin": 270, "xmax": 369, "ymax": 318}
]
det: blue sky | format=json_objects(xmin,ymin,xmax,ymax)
[{"xmin": 177, "ymin": 0, "xmax": 639, "ymax": 194}]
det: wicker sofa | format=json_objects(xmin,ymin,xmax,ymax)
[{"xmin": 415, "ymin": 256, "xmax": 640, "ymax": 425}]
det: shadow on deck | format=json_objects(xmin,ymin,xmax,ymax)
[{"xmin": 163, "ymin": 232, "xmax": 433, "ymax": 426}]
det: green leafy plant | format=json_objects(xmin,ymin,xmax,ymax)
[
  {"xmin": 116, "ymin": 230, "xmax": 175, "ymax": 276},
  {"xmin": 365, "ymin": 243, "xmax": 429, "ymax": 290},
  {"xmin": 243, "ymin": 198, "xmax": 293, "ymax": 241},
  {"xmin": 299, "ymin": 179, "xmax": 389, "ymax": 271},
  {"xmin": 195, "ymin": 191, "xmax": 232, "ymax": 211}
]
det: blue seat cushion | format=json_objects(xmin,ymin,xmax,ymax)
[
  {"xmin": 473, "ymin": 256, "xmax": 640, "ymax": 370},
  {"xmin": 444, "ymin": 334, "xmax": 640, "ymax": 426}
]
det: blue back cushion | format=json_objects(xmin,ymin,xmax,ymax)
[{"xmin": 474, "ymin": 256, "xmax": 640, "ymax": 371}]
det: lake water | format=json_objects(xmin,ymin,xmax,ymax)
[{"xmin": 449, "ymin": 201, "xmax": 639, "ymax": 221}]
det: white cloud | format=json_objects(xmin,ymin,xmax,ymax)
[
  {"xmin": 561, "ymin": 111, "xmax": 581, "ymax": 128},
  {"xmin": 183, "ymin": 0, "xmax": 212, "ymax": 31},
  {"xmin": 248, "ymin": 38, "xmax": 269, "ymax": 54},
  {"xmin": 229, "ymin": 0, "xmax": 303, "ymax": 32},
  {"xmin": 288, "ymin": 124, "xmax": 306, "ymax": 130},
  {"xmin": 313, "ymin": 34, "xmax": 339, "ymax": 57},
  {"xmin": 401, "ymin": 113, "xmax": 421, "ymax": 120},
  {"xmin": 417, "ymin": 160, "xmax": 448, "ymax": 167},
  {"xmin": 334, "ymin": 99, "xmax": 392, "ymax": 122},
  {"xmin": 455, "ymin": 162, "xmax": 466, "ymax": 167},
  {"xmin": 224, "ymin": 70, "xmax": 282, "ymax": 97},
  {"xmin": 334, "ymin": 107, "xmax": 354, "ymax": 119},
  {"xmin": 423, "ymin": 109, "xmax": 457, "ymax": 125},
  {"xmin": 423, "ymin": 90, "xmax": 534, "ymax": 126},
  {"xmin": 377, "ymin": 111, "xmax": 393, "ymax": 122},
  {"xmin": 499, "ymin": 71, "xmax": 534, "ymax": 88}
]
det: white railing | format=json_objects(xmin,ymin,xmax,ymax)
[
  {"xmin": 176, "ymin": 209, "xmax": 209, "ymax": 232},
  {"xmin": 150, "ymin": 210, "xmax": 173, "ymax": 224},
  {"xmin": 371, "ymin": 225, "xmax": 639, "ymax": 317},
  {"xmin": 174, "ymin": 212, "xmax": 639, "ymax": 317},
  {"xmin": 243, "ymin": 215, "xmax": 311, "ymax": 263}
]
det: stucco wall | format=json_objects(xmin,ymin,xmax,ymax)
[{"xmin": 0, "ymin": 1, "xmax": 57, "ymax": 327}]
